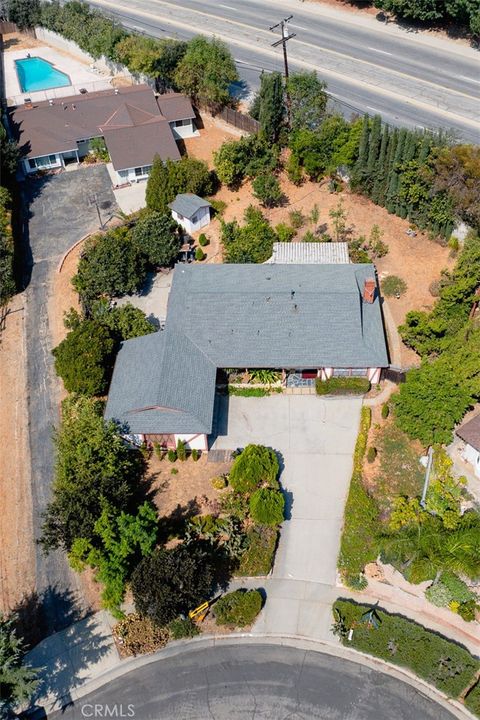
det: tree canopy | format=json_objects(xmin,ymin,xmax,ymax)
[
  {"xmin": 0, "ymin": 186, "xmax": 15, "ymax": 307},
  {"xmin": 132, "ymin": 211, "xmax": 181, "ymax": 267},
  {"xmin": 221, "ymin": 206, "xmax": 278, "ymax": 264},
  {"xmin": 286, "ymin": 71, "xmax": 328, "ymax": 131},
  {"xmin": 146, "ymin": 156, "xmax": 213, "ymax": 213},
  {"xmin": 0, "ymin": 613, "xmax": 39, "ymax": 715},
  {"xmin": 131, "ymin": 543, "xmax": 217, "ymax": 626},
  {"xmin": 174, "ymin": 35, "xmax": 238, "ymax": 104},
  {"xmin": 229, "ymin": 444, "xmax": 279, "ymax": 493},
  {"xmin": 374, "ymin": 0, "xmax": 480, "ymax": 34},
  {"xmin": 214, "ymin": 135, "xmax": 278, "ymax": 188},
  {"xmin": 41, "ymin": 396, "xmax": 145, "ymax": 553}
]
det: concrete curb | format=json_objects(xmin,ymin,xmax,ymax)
[
  {"xmin": 35, "ymin": 633, "xmax": 476, "ymax": 719},
  {"xmin": 57, "ymin": 233, "xmax": 91, "ymax": 273}
]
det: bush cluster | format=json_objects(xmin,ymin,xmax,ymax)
[
  {"xmin": 425, "ymin": 572, "xmax": 477, "ymax": 620},
  {"xmin": 237, "ymin": 525, "xmax": 278, "ymax": 576},
  {"xmin": 315, "ymin": 377, "xmax": 371, "ymax": 396},
  {"xmin": 214, "ymin": 589, "xmax": 263, "ymax": 627},
  {"xmin": 229, "ymin": 444, "xmax": 279, "ymax": 493},
  {"xmin": 333, "ymin": 599, "xmax": 479, "ymax": 698},
  {"xmin": 338, "ymin": 408, "xmax": 380, "ymax": 582}
]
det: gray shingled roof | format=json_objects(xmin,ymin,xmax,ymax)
[
  {"xmin": 266, "ymin": 242, "xmax": 349, "ymax": 264},
  {"xmin": 456, "ymin": 414, "xmax": 480, "ymax": 451},
  {"xmin": 168, "ymin": 194, "xmax": 211, "ymax": 219},
  {"xmin": 105, "ymin": 264, "xmax": 388, "ymax": 435}
]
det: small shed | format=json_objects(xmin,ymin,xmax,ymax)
[
  {"xmin": 169, "ymin": 194, "xmax": 211, "ymax": 234},
  {"xmin": 456, "ymin": 414, "xmax": 480, "ymax": 478}
]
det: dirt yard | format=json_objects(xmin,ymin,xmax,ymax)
[
  {"xmin": 2, "ymin": 31, "xmax": 44, "ymax": 52},
  {"xmin": 0, "ymin": 296, "xmax": 36, "ymax": 613},
  {"xmin": 149, "ymin": 453, "xmax": 232, "ymax": 525}
]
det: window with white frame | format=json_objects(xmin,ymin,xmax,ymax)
[
  {"xmin": 134, "ymin": 166, "xmax": 151, "ymax": 177},
  {"xmin": 29, "ymin": 154, "xmax": 58, "ymax": 169}
]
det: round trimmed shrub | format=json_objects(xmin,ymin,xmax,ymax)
[
  {"xmin": 191, "ymin": 448, "xmax": 200, "ymax": 461},
  {"xmin": 249, "ymin": 488, "xmax": 285, "ymax": 526},
  {"xmin": 214, "ymin": 589, "xmax": 262, "ymax": 627},
  {"xmin": 381, "ymin": 403, "xmax": 390, "ymax": 419},
  {"xmin": 229, "ymin": 444, "xmax": 279, "ymax": 493},
  {"xmin": 176, "ymin": 440, "xmax": 187, "ymax": 461},
  {"xmin": 198, "ymin": 233, "xmax": 209, "ymax": 247},
  {"xmin": 367, "ymin": 446, "xmax": 377, "ymax": 463},
  {"xmin": 211, "ymin": 475, "xmax": 227, "ymax": 490},
  {"xmin": 168, "ymin": 617, "xmax": 200, "ymax": 639},
  {"xmin": 167, "ymin": 449, "xmax": 177, "ymax": 462},
  {"xmin": 195, "ymin": 247, "xmax": 205, "ymax": 261}
]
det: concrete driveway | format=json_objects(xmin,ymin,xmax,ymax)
[{"xmin": 212, "ymin": 395, "xmax": 362, "ymax": 584}]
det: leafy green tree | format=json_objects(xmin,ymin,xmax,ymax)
[
  {"xmin": 131, "ymin": 543, "xmax": 216, "ymax": 626},
  {"xmin": 425, "ymin": 448, "xmax": 466, "ymax": 530},
  {"xmin": 114, "ymin": 34, "xmax": 164, "ymax": 76},
  {"xmin": 286, "ymin": 153, "xmax": 303, "ymax": 185},
  {"xmin": 374, "ymin": 0, "xmax": 480, "ymax": 33},
  {"xmin": 286, "ymin": 71, "xmax": 327, "ymax": 131},
  {"xmin": 146, "ymin": 156, "xmax": 212, "ymax": 212},
  {"xmin": 0, "ymin": 613, "xmax": 39, "ymax": 716},
  {"xmin": 69, "ymin": 501, "xmax": 158, "ymax": 615},
  {"xmin": 0, "ymin": 124, "xmax": 19, "ymax": 179},
  {"xmin": 91, "ymin": 302, "xmax": 155, "ymax": 341},
  {"xmin": 52, "ymin": 319, "xmax": 115, "ymax": 396},
  {"xmin": 255, "ymin": 71, "xmax": 284, "ymax": 144},
  {"xmin": 132, "ymin": 211, "xmax": 181, "ymax": 267},
  {"xmin": 329, "ymin": 199, "xmax": 348, "ymax": 241},
  {"xmin": 229, "ymin": 444, "xmax": 279, "ymax": 493},
  {"xmin": 0, "ymin": 187, "xmax": 15, "ymax": 306},
  {"xmin": 393, "ymin": 360, "xmax": 473, "ymax": 446},
  {"xmin": 252, "ymin": 174, "xmax": 283, "ymax": 208},
  {"xmin": 222, "ymin": 206, "xmax": 278, "ymax": 264},
  {"xmin": 214, "ymin": 135, "xmax": 278, "ymax": 188},
  {"xmin": 6, "ymin": 0, "xmax": 40, "ymax": 28},
  {"xmin": 249, "ymin": 488, "xmax": 285, "ymax": 525},
  {"xmin": 174, "ymin": 35, "xmax": 238, "ymax": 104},
  {"xmin": 433, "ymin": 144, "xmax": 480, "ymax": 228},
  {"xmin": 73, "ymin": 226, "xmax": 146, "ymax": 310},
  {"xmin": 41, "ymin": 396, "xmax": 145, "ymax": 552}
]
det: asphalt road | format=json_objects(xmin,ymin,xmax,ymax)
[
  {"xmin": 22, "ymin": 166, "xmax": 117, "ymax": 635},
  {"xmin": 89, "ymin": 0, "xmax": 480, "ymax": 141},
  {"xmin": 51, "ymin": 644, "xmax": 458, "ymax": 720}
]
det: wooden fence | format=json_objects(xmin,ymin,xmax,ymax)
[{"xmin": 218, "ymin": 106, "xmax": 259, "ymax": 133}]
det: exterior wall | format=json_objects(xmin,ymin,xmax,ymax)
[
  {"xmin": 23, "ymin": 153, "xmax": 63, "ymax": 173},
  {"xmin": 169, "ymin": 118, "xmax": 196, "ymax": 140},
  {"xmin": 174, "ymin": 433, "xmax": 208, "ymax": 451},
  {"xmin": 367, "ymin": 367, "xmax": 381, "ymax": 384},
  {"xmin": 116, "ymin": 164, "xmax": 152, "ymax": 184},
  {"xmin": 463, "ymin": 443, "xmax": 480, "ymax": 479},
  {"xmin": 318, "ymin": 367, "xmax": 381, "ymax": 382},
  {"xmin": 171, "ymin": 206, "xmax": 210, "ymax": 234}
]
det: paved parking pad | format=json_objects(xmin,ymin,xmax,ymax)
[{"xmin": 212, "ymin": 395, "xmax": 362, "ymax": 585}]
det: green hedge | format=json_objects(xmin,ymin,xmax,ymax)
[
  {"xmin": 333, "ymin": 599, "xmax": 479, "ymax": 699},
  {"xmin": 338, "ymin": 407, "xmax": 380, "ymax": 582},
  {"xmin": 466, "ymin": 681, "xmax": 480, "ymax": 717},
  {"xmin": 237, "ymin": 525, "xmax": 277, "ymax": 576},
  {"xmin": 315, "ymin": 377, "xmax": 371, "ymax": 395},
  {"xmin": 214, "ymin": 589, "xmax": 263, "ymax": 627}
]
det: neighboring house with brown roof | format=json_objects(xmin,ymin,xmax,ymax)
[
  {"xmin": 456, "ymin": 414, "xmax": 480, "ymax": 479},
  {"xmin": 9, "ymin": 85, "xmax": 196, "ymax": 185}
]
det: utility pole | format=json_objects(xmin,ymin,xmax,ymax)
[
  {"xmin": 88, "ymin": 193, "xmax": 104, "ymax": 231},
  {"xmin": 269, "ymin": 15, "xmax": 296, "ymax": 127}
]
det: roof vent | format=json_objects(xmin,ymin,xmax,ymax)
[
  {"xmin": 363, "ymin": 277, "xmax": 376, "ymax": 304},
  {"xmin": 48, "ymin": 98, "xmax": 54, "ymax": 106}
]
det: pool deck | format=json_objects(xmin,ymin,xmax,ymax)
[{"xmin": 4, "ymin": 46, "xmax": 112, "ymax": 106}]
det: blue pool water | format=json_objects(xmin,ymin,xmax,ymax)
[{"xmin": 15, "ymin": 57, "xmax": 71, "ymax": 93}]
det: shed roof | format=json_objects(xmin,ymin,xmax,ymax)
[
  {"xmin": 156, "ymin": 93, "xmax": 196, "ymax": 122},
  {"xmin": 169, "ymin": 194, "xmax": 211, "ymax": 219},
  {"xmin": 456, "ymin": 414, "xmax": 480, "ymax": 451},
  {"xmin": 105, "ymin": 264, "xmax": 388, "ymax": 435},
  {"xmin": 266, "ymin": 242, "xmax": 349, "ymax": 264}
]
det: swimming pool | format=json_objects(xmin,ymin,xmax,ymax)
[{"xmin": 15, "ymin": 57, "xmax": 71, "ymax": 93}]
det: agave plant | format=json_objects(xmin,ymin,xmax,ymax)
[{"xmin": 248, "ymin": 369, "xmax": 281, "ymax": 384}]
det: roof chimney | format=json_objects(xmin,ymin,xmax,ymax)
[{"xmin": 363, "ymin": 277, "xmax": 376, "ymax": 304}]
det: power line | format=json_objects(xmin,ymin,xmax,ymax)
[{"xmin": 269, "ymin": 15, "xmax": 296, "ymax": 126}]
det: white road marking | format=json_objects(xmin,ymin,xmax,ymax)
[
  {"xmin": 291, "ymin": 24, "xmax": 310, "ymax": 31},
  {"xmin": 459, "ymin": 75, "xmax": 480, "ymax": 84},
  {"xmin": 366, "ymin": 105, "xmax": 382, "ymax": 112},
  {"xmin": 368, "ymin": 46, "xmax": 393, "ymax": 56},
  {"xmin": 219, "ymin": 4, "xmax": 236, "ymax": 10}
]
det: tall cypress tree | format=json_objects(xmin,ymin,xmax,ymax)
[
  {"xmin": 366, "ymin": 114, "xmax": 382, "ymax": 191},
  {"xmin": 258, "ymin": 71, "xmax": 284, "ymax": 145},
  {"xmin": 386, "ymin": 128, "xmax": 406, "ymax": 213},
  {"xmin": 371, "ymin": 126, "xmax": 389, "ymax": 205},
  {"xmin": 351, "ymin": 116, "xmax": 370, "ymax": 190},
  {"xmin": 145, "ymin": 154, "xmax": 170, "ymax": 212}
]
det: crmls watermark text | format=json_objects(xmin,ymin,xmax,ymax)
[{"xmin": 81, "ymin": 704, "xmax": 135, "ymax": 717}]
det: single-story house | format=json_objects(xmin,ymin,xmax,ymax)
[
  {"xmin": 456, "ymin": 414, "xmax": 480, "ymax": 479},
  {"xmin": 9, "ymin": 86, "xmax": 196, "ymax": 185},
  {"xmin": 169, "ymin": 194, "xmax": 211, "ymax": 234},
  {"xmin": 265, "ymin": 242, "xmax": 350, "ymax": 264},
  {"xmin": 105, "ymin": 263, "xmax": 389, "ymax": 451}
]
